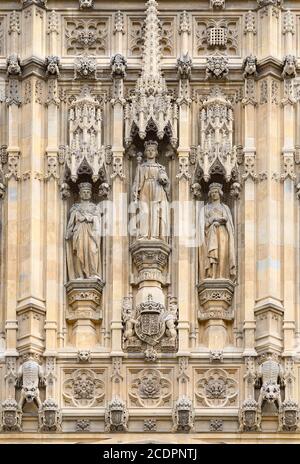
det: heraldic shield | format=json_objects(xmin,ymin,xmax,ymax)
[{"xmin": 135, "ymin": 294, "xmax": 166, "ymax": 346}]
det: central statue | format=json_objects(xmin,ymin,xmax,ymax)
[
  {"xmin": 66, "ymin": 182, "xmax": 101, "ymax": 280},
  {"xmin": 199, "ymin": 183, "xmax": 236, "ymax": 281},
  {"xmin": 132, "ymin": 141, "xmax": 170, "ymax": 241}
]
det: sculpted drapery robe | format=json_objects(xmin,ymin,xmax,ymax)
[
  {"xmin": 132, "ymin": 161, "xmax": 170, "ymax": 241},
  {"xmin": 199, "ymin": 201, "xmax": 236, "ymax": 281},
  {"xmin": 66, "ymin": 202, "xmax": 101, "ymax": 280}
]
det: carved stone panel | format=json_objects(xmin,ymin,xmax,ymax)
[
  {"xmin": 194, "ymin": 16, "xmax": 240, "ymax": 56},
  {"xmin": 127, "ymin": 367, "xmax": 173, "ymax": 408},
  {"xmin": 128, "ymin": 16, "xmax": 176, "ymax": 57},
  {"xmin": 64, "ymin": 17, "xmax": 109, "ymax": 55},
  {"xmin": 195, "ymin": 368, "xmax": 239, "ymax": 407},
  {"xmin": 62, "ymin": 368, "xmax": 105, "ymax": 407},
  {"xmin": 0, "ymin": 17, "xmax": 4, "ymax": 56}
]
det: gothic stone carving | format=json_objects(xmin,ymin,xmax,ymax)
[
  {"xmin": 65, "ymin": 18, "xmax": 107, "ymax": 55},
  {"xmin": 9, "ymin": 11, "xmax": 21, "ymax": 35},
  {"xmin": 173, "ymin": 396, "xmax": 194, "ymax": 432},
  {"xmin": 282, "ymin": 55, "xmax": 297, "ymax": 80},
  {"xmin": 74, "ymin": 55, "xmax": 97, "ymax": 80},
  {"xmin": 7, "ymin": 54, "xmax": 22, "ymax": 77},
  {"xmin": 66, "ymin": 183, "xmax": 102, "ymax": 281},
  {"xmin": 110, "ymin": 53, "xmax": 127, "ymax": 79},
  {"xmin": 144, "ymin": 419, "xmax": 157, "ymax": 431},
  {"xmin": 209, "ymin": 419, "xmax": 223, "ymax": 431},
  {"xmin": 243, "ymin": 55, "xmax": 258, "ymax": 78},
  {"xmin": 211, "ymin": 0, "xmax": 225, "ymax": 8},
  {"xmin": 257, "ymin": 355, "xmax": 284, "ymax": 413},
  {"xmin": 196, "ymin": 18, "xmax": 238, "ymax": 55},
  {"xmin": 1, "ymin": 399, "xmax": 22, "ymax": 432},
  {"xmin": 45, "ymin": 56, "xmax": 60, "ymax": 78},
  {"xmin": 177, "ymin": 53, "xmax": 192, "ymax": 79},
  {"xmin": 77, "ymin": 350, "xmax": 91, "ymax": 362},
  {"xmin": 38, "ymin": 398, "xmax": 62, "ymax": 432},
  {"xmin": 239, "ymin": 399, "xmax": 260, "ymax": 432},
  {"xmin": 129, "ymin": 368, "xmax": 172, "ymax": 407},
  {"xmin": 79, "ymin": 0, "xmax": 94, "ymax": 9},
  {"xmin": 198, "ymin": 183, "xmax": 236, "ymax": 282},
  {"xmin": 16, "ymin": 356, "xmax": 45, "ymax": 411},
  {"xmin": 76, "ymin": 419, "xmax": 90, "ymax": 431},
  {"xmin": 195, "ymin": 368, "xmax": 238, "ymax": 407},
  {"xmin": 105, "ymin": 397, "xmax": 128, "ymax": 432},
  {"xmin": 206, "ymin": 54, "xmax": 229, "ymax": 79},
  {"xmin": 63, "ymin": 368, "xmax": 105, "ymax": 407},
  {"xmin": 132, "ymin": 141, "xmax": 170, "ymax": 242},
  {"xmin": 279, "ymin": 400, "xmax": 300, "ymax": 432}
]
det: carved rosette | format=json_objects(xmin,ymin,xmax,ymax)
[
  {"xmin": 130, "ymin": 239, "xmax": 171, "ymax": 286},
  {"xmin": 198, "ymin": 279, "xmax": 235, "ymax": 321},
  {"xmin": 1, "ymin": 399, "xmax": 22, "ymax": 432},
  {"xmin": 195, "ymin": 368, "xmax": 238, "ymax": 407},
  {"xmin": 65, "ymin": 279, "xmax": 104, "ymax": 323}
]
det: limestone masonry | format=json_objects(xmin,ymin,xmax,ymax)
[{"xmin": 0, "ymin": 0, "xmax": 300, "ymax": 443}]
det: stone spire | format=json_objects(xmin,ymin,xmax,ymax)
[{"xmin": 125, "ymin": 0, "xmax": 178, "ymax": 147}]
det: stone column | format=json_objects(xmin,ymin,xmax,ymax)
[
  {"xmin": 176, "ymin": 56, "xmax": 192, "ymax": 356},
  {"xmin": 242, "ymin": 77, "xmax": 257, "ymax": 356},
  {"xmin": 113, "ymin": 11, "xmax": 125, "ymax": 55},
  {"xmin": 255, "ymin": 75, "xmax": 283, "ymax": 354},
  {"xmin": 282, "ymin": 10, "xmax": 295, "ymax": 56},
  {"xmin": 44, "ymin": 78, "xmax": 60, "ymax": 357},
  {"xmin": 257, "ymin": 1, "xmax": 282, "ymax": 60},
  {"xmin": 17, "ymin": 2, "xmax": 47, "ymax": 355},
  {"xmin": 5, "ymin": 79, "xmax": 21, "ymax": 356},
  {"xmin": 281, "ymin": 77, "xmax": 296, "ymax": 356},
  {"xmin": 110, "ymin": 60, "xmax": 126, "ymax": 360}
]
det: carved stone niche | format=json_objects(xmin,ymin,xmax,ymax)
[
  {"xmin": 1, "ymin": 398, "xmax": 22, "ymax": 432},
  {"xmin": 65, "ymin": 279, "xmax": 104, "ymax": 348},
  {"xmin": 198, "ymin": 279, "xmax": 235, "ymax": 350}
]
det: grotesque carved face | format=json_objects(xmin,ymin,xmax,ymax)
[
  {"xmin": 48, "ymin": 63, "xmax": 57, "ymax": 75},
  {"xmin": 245, "ymin": 58, "xmax": 256, "ymax": 75},
  {"xmin": 284, "ymin": 57, "xmax": 296, "ymax": 76},
  {"xmin": 211, "ymin": 0, "xmax": 225, "ymax": 7},
  {"xmin": 263, "ymin": 382, "xmax": 280, "ymax": 403},
  {"xmin": 23, "ymin": 386, "xmax": 38, "ymax": 403},
  {"xmin": 80, "ymin": 0, "xmax": 94, "ymax": 8}
]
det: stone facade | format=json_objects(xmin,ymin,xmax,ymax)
[{"xmin": 1, "ymin": 0, "xmax": 300, "ymax": 443}]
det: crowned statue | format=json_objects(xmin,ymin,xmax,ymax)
[
  {"xmin": 132, "ymin": 141, "xmax": 170, "ymax": 242},
  {"xmin": 66, "ymin": 182, "xmax": 101, "ymax": 280},
  {"xmin": 199, "ymin": 183, "xmax": 236, "ymax": 281}
]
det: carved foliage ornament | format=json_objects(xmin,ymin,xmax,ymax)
[
  {"xmin": 206, "ymin": 54, "xmax": 229, "ymax": 80},
  {"xmin": 9, "ymin": 11, "xmax": 21, "ymax": 35},
  {"xmin": 244, "ymin": 11, "xmax": 256, "ymax": 34},
  {"xmin": 196, "ymin": 368, "xmax": 238, "ymax": 407},
  {"xmin": 74, "ymin": 54, "xmax": 97, "ymax": 80}
]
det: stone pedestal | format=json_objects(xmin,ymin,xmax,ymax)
[
  {"xmin": 130, "ymin": 239, "xmax": 171, "ymax": 305},
  {"xmin": 198, "ymin": 279, "xmax": 234, "ymax": 350},
  {"xmin": 65, "ymin": 279, "xmax": 104, "ymax": 348}
]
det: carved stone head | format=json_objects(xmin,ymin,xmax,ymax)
[
  {"xmin": 79, "ymin": 0, "xmax": 94, "ymax": 9},
  {"xmin": 144, "ymin": 140, "xmax": 158, "ymax": 160},
  {"xmin": 282, "ymin": 55, "xmax": 297, "ymax": 79},
  {"xmin": 243, "ymin": 55, "xmax": 258, "ymax": 78},
  {"xmin": 263, "ymin": 381, "xmax": 280, "ymax": 403},
  {"xmin": 45, "ymin": 56, "xmax": 60, "ymax": 77},
  {"xmin": 23, "ymin": 386, "xmax": 38, "ymax": 403},
  {"xmin": 208, "ymin": 182, "xmax": 223, "ymax": 202},
  {"xmin": 7, "ymin": 54, "xmax": 22, "ymax": 77},
  {"xmin": 110, "ymin": 54, "xmax": 127, "ymax": 78}
]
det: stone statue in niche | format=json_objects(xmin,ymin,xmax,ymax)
[
  {"xmin": 199, "ymin": 183, "xmax": 236, "ymax": 281},
  {"xmin": 132, "ymin": 141, "xmax": 170, "ymax": 242},
  {"xmin": 66, "ymin": 182, "xmax": 101, "ymax": 280}
]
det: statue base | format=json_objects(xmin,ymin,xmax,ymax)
[
  {"xmin": 65, "ymin": 278, "xmax": 104, "ymax": 348},
  {"xmin": 198, "ymin": 279, "xmax": 234, "ymax": 350}
]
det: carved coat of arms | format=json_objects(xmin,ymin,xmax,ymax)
[{"xmin": 135, "ymin": 295, "xmax": 165, "ymax": 346}]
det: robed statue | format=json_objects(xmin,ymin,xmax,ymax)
[
  {"xmin": 132, "ymin": 141, "xmax": 170, "ymax": 241},
  {"xmin": 66, "ymin": 182, "xmax": 101, "ymax": 280},
  {"xmin": 199, "ymin": 183, "xmax": 236, "ymax": 281}
]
